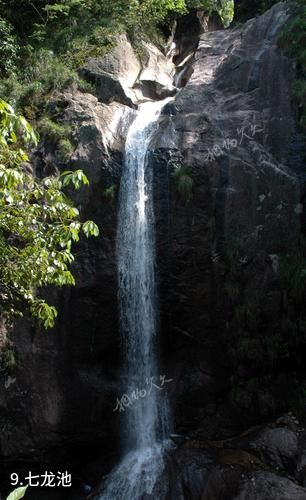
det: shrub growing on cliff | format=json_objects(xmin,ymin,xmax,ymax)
[
  {"xmin": 104, "ymin": 184, "xmax": 117, "ymax": 204},
  {"xmin": 0, "ymin": 17, "xmax": 18, "ymax": 74},
  {"xmin": 0, "ymin": 99, "xmax": 99, "ymax": 328},
  {"xmin": 0, "ymin": 48, "xmax": 80, "ymax": 116},
  {"xmin": 38, "ymin": 116, "xmax": 72, "ymax": 142},
  {"xmin": 56, "ymin": 138, "xmax": 74, "ymax": 162},
  {"xmin": 278, "ymin": 0, "xmax": 306, "ymax": 131},
  {"xmin": 173, "ymin": 165, "xmax": 194, "ymax": 203}
]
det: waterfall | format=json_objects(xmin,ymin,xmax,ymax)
[{"xmin": 99, "ymin": 98, "xmax": 173, "ymax": 499}]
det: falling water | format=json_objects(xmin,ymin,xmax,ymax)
[{"xmin": 100, "ymin": 98, "xmax": 173, "ymax": 499}]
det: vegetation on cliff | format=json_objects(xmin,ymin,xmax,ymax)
[
  {"xmin": 0, "ymin": 0, "xmax": 232, "ymax": 329},
  {"xmin": 0, "ymin": 1, "xmax": 233, "ymax": 116},
  {"xmin": 0, "ymin": 99, "xmax": 99, "ymax": 328},
  {"xmin": 279, "ymin": 0, "xmax": 306, "ymax": 131}
]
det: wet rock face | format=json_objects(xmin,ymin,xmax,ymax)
[{"xmin": 154, "ymin": 2, "xmax": 303, "ymax": 435}]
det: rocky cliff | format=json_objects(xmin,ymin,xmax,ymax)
[{"xmin": 1, "ymin": 2, "xmax": 306, "ymax": 499}]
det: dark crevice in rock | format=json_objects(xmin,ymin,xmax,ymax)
[
  {"xmin": 170, "ymin": 8, "xmax": 224, "ymax": 90},
  {"xmin": 214, "ymin": 156, "xmax": 230, "ymax": 257}
]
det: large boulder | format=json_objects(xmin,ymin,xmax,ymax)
[
  {"xmin": 133, "ymin": 42, "xmax": 176, "ymax": 100},
  {"xmin": 172, "ymin": 419, "xmax": 306, "ymax": 500},
  {"xmin": 202, "ymin": 469, "xmax": 306, "ymax": 500},
  {"xmin": 79, "ymin": 34, "xmax": 141, "ymax": 107},
  {"xmin": 249, "ymin": 426, "xmax": 299, "ymax": 474},
  {"xmin": 80, "ymin": 34, "xmax": 176, "ymax": 106}
]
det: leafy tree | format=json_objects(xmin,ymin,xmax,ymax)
[
  {"xmin": 220, "ymin": 0, "xmax": 234, "ymax": 25},
  {"xmin": 186, "ymin": 0, "xmax": 219, "ymax": 9},
  {"xmin": 0, "ymin": 16, "xmax": 18, "ymax": 74},
  {"xmin": 186, "ymin": 0, "xmax": 234, "ymax": 25},
  {"xmin": 0, "ymin": 99, "xmax": 99, "ymax": 328}
]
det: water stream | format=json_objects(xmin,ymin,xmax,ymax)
[{"xmin": 100, "ymin": 98, "xmax": 172, "ymax": 499}]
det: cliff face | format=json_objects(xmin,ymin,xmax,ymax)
[
  {"xmin": 155, "ymin": 0, "xmax": 301, "ymax": 435},
  {"xmin": 1, "ymin": 2, "xmax": 306, "ymax": 498}
]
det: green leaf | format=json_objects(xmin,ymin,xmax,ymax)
[
  {"xmin": 61, "ymin": 170, "xmax": 89, "ymax": 189},
  {"xmin": 82, "ymin": 220, "xmax": 100, "ymax": 238},
  {"xmin": 6, "ymin": 486, "xmax": 28, "ymax": 500}
]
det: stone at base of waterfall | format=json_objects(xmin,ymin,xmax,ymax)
[{"xmin": 202, "ymin": 469, "xmax": 306, "ymax": 500}]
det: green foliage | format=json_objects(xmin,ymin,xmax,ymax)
[
  {"xmin": 172, "ymin": 165, "xmax": 194, "ymax": 203},
  {"xmin": 56, "ymin": 138, "xmax": 74, "ymax": 162},
  {"xmin": 1, "ymin": 343, "xmax": 16, "ymax": 371},
  {"xmin": 104, "ymin": 184, "xmax": 117, "ymax": 203},
  {"xmin": 83, "ymin": 220, "xmax": 100, "ymax": 237},
  {"xmin": 0, "ymin": 17, "xmax": 18, "ymax": 74},
  {"xmin": 61, "ymin": 169, "xmax": 89, "ymax": 189},
  {"xmin": 0, "ymin": 0, "xmax": 235, "ymax": 116},
  {"xmin": 278, "ymin": 0, "xmax": 306, "ymax": 130},
  {"xmin": 0, "ymin": 99, "xmax": 37, "ymax": 145},
  {"xmin": 278, "ymin": 2, "xmax": 306, "ymax": 68},
  {"xmin": 0, "ymin": 49, "xmax": 80, "ymax": 118},
  {"xmin": 6, "ymin": 486, "xmax": 28, "ymax": 500},
  {"xmin": 30, "ymin": 301, "xmax": 58, "ymax": 329},
  {"xmin": 186, "ymin": 0, "xmax": 219, "ymax": 9},
  {"xmin": 187, "ymin": 0, "xmax": 234, "ymax": 25},
  {"xmin": 0, "ymin": 1, "xmax": 186, "ymax": 115},
  {"xmin": 24, "ymin": 49, "xmax": 77, "ymax": 90},
  {"xmin": 38, "ymin": 116, "xmax": 72, "ymax": 142},
  {"xmin": 29, "ymin": 0, "xmax": 187, "ymax": 52},
  {"xmin": 220, "ymin": 0, "xmax": 234, "ymax": 26},
  {"xmin": 0, "ymin": 100, "xmax": 99, "ymax": 328},
  {"xmin": 38, "ymin": 117, "xmax": 74, "ymax": 162}
]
